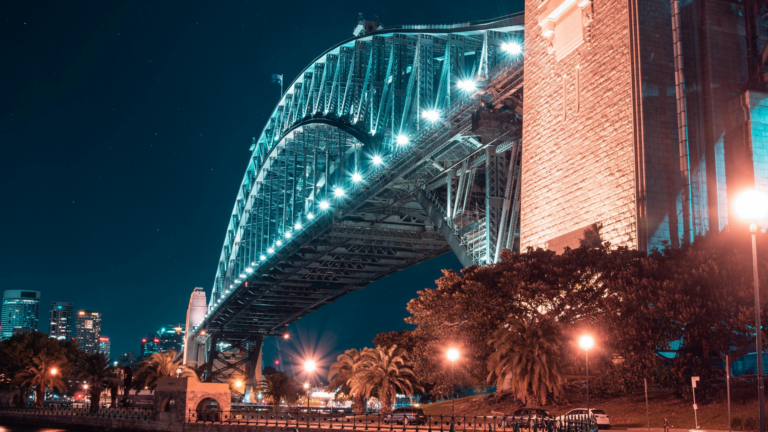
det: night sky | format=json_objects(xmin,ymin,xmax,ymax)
[{"xmin": 0, "ymin": 0, "xmax": 523, "ymax": 366}]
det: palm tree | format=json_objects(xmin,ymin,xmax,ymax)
[
  {"xmin": 75, "ymin": 353, "xmax": 115, "ymax": 413},
  {"xmin": 14, "ymin": 353, "xmax": 68, "ymax": 406},
  {"xmin": 260, "ymin": 371, "xmax": 300, "ymax": 410},
  {"xmin": 133, "ymin": 350, "xmax": 195, "ymax": 389},
  {"xmin": 327, "ymin": 348, "xmax": 366, "ymax": 413},
  {"xmin": 349, "ymin": 345, "xmax": 421, "ymax": 415},
  {"xmin": 486, "ymin": 314, "xmax": 565, "ymax": 407}
]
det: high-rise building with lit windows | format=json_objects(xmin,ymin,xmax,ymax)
[
  {"xmin": 49, "ymin": 302, "xmax": 74, "ymax": 340},
  {"xmin": 1, "ymin": 290, "xmax": 41, "ymax": 340},
  {"xmin": 98, "ymin": 336, "xmax": 110, "ymax": 358},
  {"xmin": 75, "ymin": 310, "xmax": 102, "ymax": 353}
]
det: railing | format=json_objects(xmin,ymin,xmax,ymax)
[
  {"xmin": 187, "ymin": 410, "xmax": 598, "ymax": 432},
  {"xmin": 0, "ymin": 405, "xmax": 153, "ymax": 420}
]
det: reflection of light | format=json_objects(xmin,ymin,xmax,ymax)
[
  {"xmin": 352, "ymin": 172, "xmax": 362, "ymax": 182},
  {"xmin": 267, "ymin": 248, "xmax": 275, "ymax": 254},
  {"xmin": 457, "ymin": 80, "xmax": 476, "ymax": 92},
  {"xmin": 372, "ymin": 155, "xmax": 383, "ymax": 165},
  {"xmin": 447, "ymin": 348, "xmax": 459, "ymax": 362},
  {"xmin": 396, "ymin": 135, "xmax": 409, "ymax": 146},
  {"xmin": 319, "ymin": 201, "xmax": 330, "ymax": 210},
  {"xmin": 579, "ymin": 335, "xmax": 594, "ymax": 350},
  {"xmin": 501, "ymin": 42, "xmax": 522, "ymax": 55},
  {"xmin": 421, "ymin": 110, "xmax": 440, "ymax": 122},
  {"xmin": 333, "ymin": 187, "xmax": 345, "ymax": 198},
  {"xmin": 295, "ymin": 222, "xmax": 302, "ymax": 230}
]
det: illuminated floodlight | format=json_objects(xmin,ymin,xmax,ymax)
[
  {"xmin": 285, "ymin": 231, "xmax": 292, "ymax": 238},
  {"xmin": 352, "ymin": 172, "xmax": 363, "ymax": 182},
  {"xmin": 267, "ymin": 248, "xmax": 275, "ymax": 254},
  {"xmin": 457, "ymin": 79, "xmax": 476, "ymax": 92},
  {"xmin": 396, "ymin": 135, "xmax": 410, "ymax": 146},
  {"xmin": 276, "ymin": 240, "xmax": 283, "ymax": 246},
  {"xmin": 333, "ymin": 187, "xmax": 345, "ymax": 198},
  {"xmin": 225, "ymin": 290, "xmax": 230, "ymax": 294},
  {"xmin": 239, "ymin": 273, "xmax": 246, "ymax": 278},
  {"xmin": 502, "ymin": 42, "xmax": 522, "ymax": 55},
  {"xmin": 295, "ymin": 222, "xmax": 302, "ymax": 230},
  {"xmin": 250, "ymin": 261, "xmax": 256, "ymax": 266},
  {"xmin": 245, "ymin": 268, "xmax": 253, "ymax": 273},
  {"xmin": 319, "ymin": 201, "xmax": 330, "ymax": 210},
  {"xmin": 307, "ymin": 212, "xmax": 315, "ymax": 219},
  {"xmin": 372, "ymin": 155, "xmax": 383, "ymax": 165},
  {"xmin": 260, "ymin": 255, "xmax": 266, "ymax": 260},
  {"xmin": 421, "ymin": 109, "xmax": 440, "ymax": 122},
  {"xmin": 230, "ymin": 284, "xmax": 234, "ymax": 288}
]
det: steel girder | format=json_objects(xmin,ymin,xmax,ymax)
[{"xmin": 197, "ymin": 15, "xmax": 526, "ymax": 342}]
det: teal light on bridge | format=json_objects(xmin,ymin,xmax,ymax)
[
  {"xmin": 421, "ymin": 109, "xmax": 440, "ymax": 123},
  {"xmin": 295, "ymin": 222, "xmax": 302, "ymax": 230},
  {"xmin": 502, "ymin": 42, "xmax": 522, "ymax": 55},
  {"xmin": 457, "ymin": 79, "xmax": 476, "ymax": 92},
  {"xmin": 307, "ymin": 212, "xmax": 315, "ymax": 219},
  {"xmin": 372, "ymin": 155, "xmax": 383, "ymax": 165},
  {"xmin": 396, "ymin": 135, "xmax": 410, "ymax": 146},
  {"xmin": 260, "ymin": 255, "xmax": 266, "ymax": 260},
  {"xmin": 333, "ymin": 187, "xmax": 345, "ymax": 198},
  {"xmin": 285, "ymin": 231, "xmax": 292, "ymax": 238},
  {"xmin": 267, "ymin": 247, "xmax": 274, "ymax": 254},
  {"xmin": 352, "ymin": 172, "xmax": 362, "ymax": 183},
  {"xmin": 276, "ymin": 240, "xmax": 282, "ymax": 246},
  {"xmin": 319, "ymin": 201, "xmax": 330, "ymax": 210}
]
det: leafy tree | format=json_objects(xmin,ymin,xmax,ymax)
[
  {"xmin": 120, "ymin": 366, "xmax": 133, "ymax": 407},
  {"xmin": 0, "ymin": 332, "xmax": 81, "ymax": 391},
  {"xmin": 14, "ymin": 353, "xmax": 68, "ymax": 406},
  {"xmin": 74, "ymin": 353, "xmax": 115, "ymax": 412},
  {"xmin": 327, "ymin": 348, "xmax": 365, "ymax": 413},
  {"xmin": 349, "ymin": 345, "xmax": 422, "ymax": 414},
  {"xmin": 259, "ymin": 372, "xmax": 301, "ymax": 409},
  {"xmin": 486, "ymin": 314, "xmax": 565, "ymax": 406}
]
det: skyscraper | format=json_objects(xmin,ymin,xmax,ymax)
[
  {"xmin": 75, "ymin": 310, "xmax": 102, "ymax": 353},
  {"xmin": 98, "ymin": 336, "xmax": 110, "ymax": 358},
  {"xmin": 49, "ymin": 302, "xmax": 74, "ymax": 340},
  {"xmin": 1, "ymin": 290, "xmax": 41, "ymax": 340}
]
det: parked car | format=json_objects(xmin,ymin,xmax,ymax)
[
  {"xmin": 556, "ymin": 409, "xmax": 610, "ymax": 429},
  {"xmin": 384, "ymin": 407, "xmax": 428, "ymax": 425},
  {"xmin": 498, "ymin": 409, "xmax": 553, "ymax": 427}
]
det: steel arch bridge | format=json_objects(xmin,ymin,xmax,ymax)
[{"xmin": 187, "ymin": 14, "xmax": 526, "ymax": 390}]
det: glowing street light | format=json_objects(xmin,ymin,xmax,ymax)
[
  {"xmin": 304, "ymin": 360, "xmax": 316, "ymax": 373},
  {"xmin": 352, "ymin": 172, "xmax": 363, "ymax": 183},
  {"xmin": 235, "ymin": 380, "xmax": 243, "ymax": 388},
  {"xmin": 303, "ymin": 382, "xmax": 311, "ymax": 407},
  {"xmin": 303, "ymin": 382, "xmax": 310, "ymax": 389},
  {"xmin": 457, "ymin": 79, "xmax": 476, "ymax": 92},
  {"xmin": 446, "ymin": 348, "xmax": 460, "ymax": 418},
  {"xmin": 579, "ymin": 335, "xmax": 595, "ymax": 419},
  {"xmin": 83, "ymin": 383, "xmax": 89, "ymax": 390},
  {"xmin": 283, "ymin": 333, "xmax": 290, "ymax": 339},
  {"xmin": 396, "ymin": 135, "xmax": 410, "ymax": 146},
  {"xmin": 421, "ymin": 109, "xmax": 440, "ymax": 122},
  {"xmin": 501, "ymin": 42, "xmax": 522, "ymax": 55},
  {"xmin": 735, "ymin": 188, "xmax": 768, "ymax": 432},
  {"xmin": 50, "ymin": 368, "xmax": 57, "ymax": 376},
  {"xmin": 372, "ymin": 155, "xmax": 383, "ymax": 166},
  {"xmin": 319, "ymin": 201, "xmax": 330, "ymax": 210}
]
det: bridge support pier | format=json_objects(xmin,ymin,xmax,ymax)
[{"xmin": 244, "ymin": 336, "xmax": 263, "ymax": 403}]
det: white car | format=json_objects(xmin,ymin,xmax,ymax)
[{"xmin": 557, "ymin": 409, "xmax": 610, "ymax": 429}]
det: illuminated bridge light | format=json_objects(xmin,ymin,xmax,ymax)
[
  {"xmin": 276, "ymin": 240, "xmax": 282, "ymax": 246},
  {"xmin": 295, "ymin": 222, "xmax": 302, "ymax": 230},
  {"xmin": 245, "ymin": 268, "xmax": 253, "ymax": 273},
  {"xmin": 421, "ymin": 109, "xmax": 440, "ymax": 122},
  {"xmin": 307, "ymin": 212, "xmax": 315, "ymax": 219},
  {"xmin": 396, "ymin": 135, "xmax": 410, "ymax": 146},
  {"xmin": 457, "ymin": 79, "xmax": 476, "ymax": 92},
  {"xmin": 267, "ymin": 248, "xmax": 274, "ymax": 254},
  {"xmin": 239, "ymin": 273, "xmax": 246, "ymax": 278},
  {"xmin": 373, "ymin": 155, "xmax": 383, "ymax": 165},
  {"xmin": 230, "ymin": 284, "xmax": 234, "ymax": 288},
  {"xmin": 333, "ymin": 187, "xmax": 345, "ymax": 198},
  {"xmin": 319, "ymin": 200, "xmax": 330, "ymax": 210},
  {"xmin": 285, "ymin": 231, "xmax": 292, "ymax": 238},
  {"xmin": 352, "ymin": 172, "xmax": 362, "ymax": 183},
  {"xmin": 260, "ymin": 255, "xmax": 266, "ymax": 261},
  {"xmin": 502, "ymin": 42, "xmax": 522, "ymax": 55}
]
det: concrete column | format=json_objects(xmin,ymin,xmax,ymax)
[{"xmin": 244, "ymin": 336, "xmax": 264, "ymax": 403}]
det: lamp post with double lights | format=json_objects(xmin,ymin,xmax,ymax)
[
  {"xmin": 446, "ymin": 348, "xmax": 460, "ymax": 419},
  {"xmin": 734, "ymin": 189, "xmax": 768, "ymax": 432}
]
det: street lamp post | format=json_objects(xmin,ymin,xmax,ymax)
[
  {"xmin": 304, "ymin": 360, "xmax": 316, "ymax": 409},
  {"xmin": 579, "ymin": 336, "xmax": 594, "ymax": 421},
  {"xmin": 735, "ymin": 189, "xmax": 768, "ymax": 432},
  {"xmin": 446, "ymin": 348, "xmax": 460, "ymax": 420},
  {"xmin": 304, "ymin": 382, "xmax": 310, "ymax": 408}
]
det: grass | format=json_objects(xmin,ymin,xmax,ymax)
[{"xmin": 418, "ymin": 381, "xmax": 763, "ymax": 431}]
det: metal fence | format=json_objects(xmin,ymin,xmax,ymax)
[
  {"xmin": 188, "ymin": 410, "xmax": 598, "ymax": 432},
  {"xmin": 0, "ymin": 405, "xmax": 153, "ymax": 420}
]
